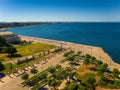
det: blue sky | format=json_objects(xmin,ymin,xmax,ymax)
[{"xmin": 0, "ymin": 0, "xmax": 120, "ymax": 22}]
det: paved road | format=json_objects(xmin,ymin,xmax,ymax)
[{"xmin": 0, "ymin": 51, "xmax": 68, "ymax": 90}]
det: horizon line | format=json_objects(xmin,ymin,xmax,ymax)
[{"xmin": 0, "ymin": 21, "xmax": 120, "ymax": 23}]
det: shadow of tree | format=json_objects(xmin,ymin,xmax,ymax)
[{"xmin": 7, "ymin": 54, "xmax": 22, "ymax": 58}]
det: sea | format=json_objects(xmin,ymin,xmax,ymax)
[{"xmin": 7, "ymin": 22, "xmax": 120, "ymax": 63}]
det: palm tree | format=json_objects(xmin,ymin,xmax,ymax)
[
  {"xmin": 47, "ymin": 79, "xmax": 58, "ymax": 90},
  {"xmin": 63, "ymin": 67, "xmax": 75, "ymax": 84},
  {"xmin": 49, "ymin": 67, "xmax": 56, "ymax": 74},
  {"xmin": 112, "ymin": 68, "xmax": 120, "ymax": 79},
  {"xmin": 98, "ymin": 75, "xmax": 107, "ymax": 88},
  {"xmin": 85, "ymin": 74, "xmax": 96, "ymax": 90},
  {"xmin": 83, "ymin": 57, "xmax": 90, "ymax": 67}
]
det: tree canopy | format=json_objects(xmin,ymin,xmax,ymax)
[
  {"xmin": 3, "ymin": 46, "xmax": 17, "ymax": 56},
  {"xmin": 0, "ymin": 62, "xmax": 4, "ymax": 72}
]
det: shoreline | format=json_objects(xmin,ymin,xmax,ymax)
[
  {"xmin": 19, "ymin": 35, "xmax": 120, "ymax": 71},
  {"xmin": 0, "ymin": 28, "xmax": 8, "ymax": 32},
  {"xmin": 0, "ymin": 22, "xmax": 58, "ymax": 32},
  {"xmin": 0, "ymin": 35, "xmax": 120, "ymax": 90}
]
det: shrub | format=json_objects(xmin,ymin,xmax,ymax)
[
  {"xmin": 96, "ymin": 60, "xmax": 103, "ymax": 65},
  {"xmin": 65, "ymin": 82, "xmax": 78, "ymax": 90},
  {"xmin": 0, "ymin": 62, "xmax": 4, "ymax": 71},
  {"xmin": 49, "ymin": 67, "xmax": 56, "ymax": 74},
  {"xmin": 112, "ymin": 68, "xmax": 120, "ymax": 78},
  {"xmin": 21, "ymin": 73, "xmax": 29, "ymax": 80},
  {"xmin": 64, "ymin": 50, "xmax": 74, "ymax": 57},
  {"xmin": 30, "ymin": 68, "xmax": 38, "ymax": 74}
]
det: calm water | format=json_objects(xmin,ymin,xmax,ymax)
[{"xmin": 8, "ymin": 22, "xmax": 120, "ymax": 63}]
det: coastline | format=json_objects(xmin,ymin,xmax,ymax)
[
  {"xmin": 19, "ymin": 35, "xmax": 120, "ymax": 71},
  {"xmin": 0, "ymin": 22, "xmax": 58, "ymax": 32},
  {"xmin": 0, "ymin": 35, "xmax": 120, "ymax": 90},
  {"xmin": 0, "ymin": 28, "xmax": 8, "ymax": 32}
]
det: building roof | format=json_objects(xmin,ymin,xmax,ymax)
[{"xmin": 0, "ymin": 32, "xmax": 13, "ymax": 36}]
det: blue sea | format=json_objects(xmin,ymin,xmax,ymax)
[{"xmin": 8, "ymin": 22, "xmax": 120, "ymax": 63}]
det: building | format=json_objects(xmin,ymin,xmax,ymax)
[{"xmin": 0, "ymin": 32, "xmax": 20, "ymax": 44}]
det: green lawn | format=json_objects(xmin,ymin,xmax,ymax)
[
  {"xmin": 3, "ymin": 58, "xmax": 40, "ymax": 74},
  {"xmin": 0, "ymin": 43, "xmax": 56, "ymax": 62}
]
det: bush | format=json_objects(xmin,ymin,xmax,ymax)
[
  {"xmin": 49, "ymin": 67, "xmax": 56, "ymax": 74},
  {"xmin": 85, "ymin": 54, "xmax": 91, "ymax": 59},
  {"xmin": 96, "ymin": 60, "xmax": 103, "ymax": 65},
  {"xmin": 112, "ymin": 68, "xmax": 120, "ymax": 78},
  {"xmin": 3, "ymin": 46, "xmax": 17, "ymax": 56},
  {"xmin": 67, "ymin": 54, "xmax": 76, "ymax": 61},
  {"xmin": 30, "ymin": 68, "xmax": 38, "ymax": 74},
  {"xmin": 21, "ymin": 73, "xmax": 29, "ymax": 80},
  {"xmin": 84, "ymin": 73, "xmax": 96, "ymax": 90},
  {"xmin": 78, "ymin": 85, "xmax": 86, "ymax": 90},
  {"xmin": 65, "ymin": 82, "xmax": 78, "ymax": 90},
  {"xmin": 0, "ymin": 62, "xmax": 4, "ymax": 71},
  {"xmin": 38, "ymin": 73, "xmax": 47, "ymax": 79},
  {"xmin": 64, "ymin": 50, "xmax": 74, "ymax": 57}
]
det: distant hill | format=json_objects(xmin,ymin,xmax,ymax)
[{"xmin": 0, "ymin": 22, "xmax": 57, "ymax": 28}]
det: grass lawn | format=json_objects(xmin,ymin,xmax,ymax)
[
  {"xmin": 76, "ymin": 64, "xmax": 100, "ymax": 82},
  {"xmin": 0, "ymin": 43, "xmax": 56, "ymax": 62},
  {"xmin": 76, "ymin": 64, "xmax": 114, "ymax": 89},
  {"xmin": 3, "ymin": 58, "xmax": 40, "ymax": 74}
]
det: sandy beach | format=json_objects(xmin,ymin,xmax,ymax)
[
  {"xmin": 0, "ymin": 28, "xmax": 8, "ymax": 32},
  {"xmin": 20, "ymin": 35, "xmax": 120, "ymax": 71}
]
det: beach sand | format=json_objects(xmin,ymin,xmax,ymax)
[
  {"xmin": 0, "ymin": 28, "xmax": 8, "ymax": 32},
  {"xmin": 20, "ymin": 35, "xmax": 120, "ymax": 71}
]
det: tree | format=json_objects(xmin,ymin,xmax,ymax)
[
  {"xmin": 0, "ymin": 36, "xmax": 6, "ymax": 47},
  {"xmin": 55, "ymin": 64, "xmax": 62, "ymax": 70},
  {"xmin": 83, "ymin": 57, "xmax": 90, "ymax": 67},
  {"xmin": 47, "ymin": 79, "xmax": 59, "ymax": 90},
  {"xmin": 67, "ymin": 54, "xmax": 76, "ymax": 61},
  {"xmin": 114, "ymin": 80, "xmax": 120, "ymax": 88},
  {"xmin": 112, "ymin": 68, "xmax": 120, "ymax": 79},
  {"xmin": 21, "ymin": 73, "xmax": 29, "ymax": 80},
  {"xmin": 49, "ymin": 67, "xmax": 56, "ymax": 74},
  {"xmin": 85, "ymin": 74, "xmax": 96, "ymax": 90},
  {"xmin": 64, "ymin": 50, "xmax": 74, "ymax": 57},
  {"xmin": 95, "ymin": 60, "xmax": 103, "ymax": 66},
  {"xmin": 63, "ymin": 67, "xmax": 75, "ymax": 84},
  {"xmin": 9, "ymin": 63, "xmax": 13, "ymax": 73},
  {"xmin": 90, "ymin": 56, "xmax": 96, "ymax": 64},
  {"xmin": 102, "ymin": 63, "xmax": 108, "ymax": 71},
  {"xmin": 39, "ymin": 73, "xmax": 47, "ymax": 80},
  {"xmin": 65, "ymin": 82, "xmax": 78, "ymax": 90},
  {"xmin": 0, "ymin": 62, "xmax": 4, "ymax": 72},
  {"xmin": 78, "ymin": 85, "xmax": 86, "ymax": 90},
  {"xmin": 30, "ymin": 68, "xmax": 38, "ymax": 74},
  {"xmin": 96, "ymin": 66, "xmax": 106, "ymax": 74},
  {"xmin": 85, "ymin": 54, "xmax": 91, "ymax": 59},
  {"xmin": 3, "ymin": 46, "xmax": 17, "ymax": 56},
  {"xmin": 98, "ymin": 75, "xmax": 107, "ymax": 87}
]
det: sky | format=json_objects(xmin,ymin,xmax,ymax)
[{"xmin": 0, "ymin": 0, "xmax": 120, "ymax": 22}]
